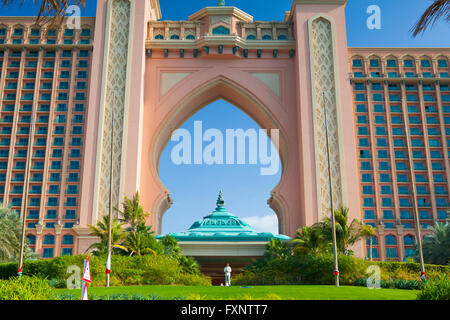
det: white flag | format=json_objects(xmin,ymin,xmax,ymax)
[{"xmin": 106, "ymin": 252, "xmax": 111, "ymax": 274}]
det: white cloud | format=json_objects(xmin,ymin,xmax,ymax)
[{"xmin": 241, "ymin": 214, "xmax": 279, "ymax": 235}]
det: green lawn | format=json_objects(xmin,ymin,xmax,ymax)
[{"xmin": 55, "ymin": 285, "xmax": 419, "ymax": 300}]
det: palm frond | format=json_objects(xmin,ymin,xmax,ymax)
[
  {"xmin": 0, "ymin": 0, "xmax": 86, "ymax": 26},
  {"xmin": 411, "ymin": 0, "xmax": 450, "ymax": 37}
]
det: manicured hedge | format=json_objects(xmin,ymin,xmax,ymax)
[
  {"xmin": 0, "ymin": 254, "xmax": 211, "ymax": 287},
  {"xmin": 233, "ymin": 254, "xmax": 450, "ymax": 287}
]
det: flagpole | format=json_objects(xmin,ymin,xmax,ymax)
[
  {"xmin": 323, "ymin": 91, "xmax": 339, "ymax": 287},
  {"xmin": 106, "ymin": 98, "xmax": 114, "ymax": 287},
  {"xmin": 17, "ymin": 105, "xmax": 35, "ymax": 276}
]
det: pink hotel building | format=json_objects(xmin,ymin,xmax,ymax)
[{"xmin": 0, "ymin": 0, "xmax": 449, "ymax": 262}]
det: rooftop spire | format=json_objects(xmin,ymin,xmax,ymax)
[
  {"xmin": 216, "ymin": 191, "xmax": 225, "ymax": 207},
  {"xmin": 217, "ymin": 0, "xmax": 225, "ymax": 6}
]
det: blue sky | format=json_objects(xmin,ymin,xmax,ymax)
[{"xmin": 1, "ymin": 0, "xmax": 448, "ymax": 234}]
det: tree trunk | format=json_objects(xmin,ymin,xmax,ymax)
[{"xmin": 369, "ymin": 237, "xmax": 373, "ymax": 262}]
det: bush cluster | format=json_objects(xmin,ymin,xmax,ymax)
[
  {"xmin": 0, "ymin": 276, "xmax": 54, "ymax": 300},
  {"xmin": 0, "ymin": 254, "xmax": 211, "ymax": 287},
  {"xmin": 233, "ymin": 253, "xmax": 450, "ymax": 287},
  {"xmin": 417, "ymin": 275, "xmax": 450, "ymax": 300}
]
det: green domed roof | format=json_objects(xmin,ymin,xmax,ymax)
[{"xmin": 156, "ymin": 192, "xmax": 291, "ymax": 242}]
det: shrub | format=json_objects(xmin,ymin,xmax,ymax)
[
  {"xmin": 234, "ymin": 253, "xmax": 450, "ymax": 287},
  {"xmin": 0, "ymin": 254, "xmax": 211, "ymax": 287},
  {"xmin": 417, "ymin": 275, "xmax": 450, "ymax": 300},
  {"xmin": 0, "ymin": 276, "xmax": 54, "ymax": 300}
]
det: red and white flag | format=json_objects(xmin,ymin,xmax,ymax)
[
  {"xmin": 81, "ymin": 283, "xmax": 89, "ymax": 300},
  {"xmin": 82, "ymin": 257, "xmax": 91, "ymax": 283},
  {"xmin": 106, "ymin": 252, "xmax": 111, "ymax": 274}
]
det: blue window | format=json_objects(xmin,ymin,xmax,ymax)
[
  {"xmin": 367, "ymin": 248, "xmax": 379, "ymax": 258},
  {"xmin": 370, "ymin": 59, "xmax": 380, "ymax": 67},
  {"xmin": 386, "ymin": 247, "xmax": 398, "ymax": 258},
  {"xmin": 62, "ymin": 248, "xmax": 73, "ymax": 256},
  {"xmin": 386, "ymin": 59, "xmax": 397, "ymax": 68},
  {"xmin": 358, "ymin": 127, "xmax": 369, "ymax": 135},
  {"xmin": 43, "ymin": 235, "xmax": 55, "ymax": 245},
  {"xmin": 277, "ymin": 35, "xmax": 287, "ymax": 40},
  {"xmin": 377, "ymin": 150, "xmax": 388, "ymax": 158},
  {"xmin": 383, "ymin": 210, "xmax": 394, "ymax": 219},
  {"xmin": 359, "ymin": 138, "xmax": 369, "ymax": 147},
  {"xmin": 27, "ymin": 235, "xmax": 36, "ymax": 245},
  {"xmin": 398, "ymin": 186, "xmax": 409, "ymax": 194},
  {"xmin": 356, "ymin": 104, "xmax": 366, "ymax": 112},
  {"xmin": 28, "ymin": 210, "xmax": 39, "ymax": 219},
  {"xmin": 246, "ymin": 35, "xmax": 256, "ymax": 40},
  {"xmin": 62, "ymin": 235, "xmax": 74, "ymax": 245},
  {"xmin": 212, "ymin": 26, "xmax": 230, "ymax": 35},
  {"xmin": 376, "ymin": 127, "xmax": 386, "ymax": 135},
  {"xmin": 421, "ymin": 60, "xmax": 431, "ymax": 68},
  {"xmin": 48, "ymin": 197, "xmax": 58, "ymax": 206},
  {"xmin": 377, "ymin": 138, "xmax": 387, "ymax": 147},
  {"xmin": 70, "ymin": 149, "xmax": 81, "ymax": 158},
  {"xmin": 382, "ymin": 198, "xmax": 393, "ymax": 207},
  {"xmin": 154, "ymin": 34, "xmax": 164, "ymax": 39},
  {"xmin": 362, "ymin": 174, "xmax": 372, "ymax": 182},
  {"xmin": 404, "ymin": 60, "xmax": 414, "ymax": 68},
  {"xmin": 262, "ymin": 35, "xmax": 272, "ymax": 40},
  {"xmin": 362, "ymin": 186, "xmax": 373, "ymax": 195},
  {"xmin": 48, "ymin": 185, "xmax": 59, "ymax": 194},
  {"xmin": 361, "ymin": 162, "xmax": 371, "ymax": 170},
  {"xmin": 363, "ymin": 198, "xmax": 375, "ymax": 207},
  {"xmin": 42, "ymin": 248, "xmax": 54, "ymax": 258},
  {"xmin": 186, "ymin": 34, "xmax": 195, "ymax": 40},
  {"xmin": 372, "ymin": 83, "xmax": 382, "ymax": 91},
  {"xmin": 438, "ymin": 59, "xmax": 448, "ymax": 68},
  {"xmin": 380, "ymin": 185, "xmax": 391, "ymax": 194},
  {"xmin": 401, "ymin": 210, "xmax": 412, "ymax": 219},
  {"xmin": 437, "ymin": 211, "xmax": 448, "ymax": 219},
  {"xmin": 46, "ymin": 210, "xmax": 57, "ymax": 219},
  {"xmin": 65, "ymin": 210, "xmax": 76, "ymax": 219},
  {"xmin": 364, "ymin": 210, "xmax": 375, "ymax": 219},
  {"xmin": 385, "ymin": 235, "xmax": 397, "ymax": 245},
  {"xmin": 352, "ymin": 59, "xmax": 363, "ymax": 67},
  {"xmin": 66, "ymin": 197, "xmax": 77, "ymax": 207},
  {"xmin": 399, "ymin": 198, "xmax": 411, "ymax": 207}
]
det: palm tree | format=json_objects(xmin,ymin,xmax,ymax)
[
  {"xmin": 315, "ymin": 205, "xmax": 363, "ymax": 255},
  {"xmin": 120, "ymin": 231, "xmax": 162, "ymax": 257},
  {"xmin": 412, "ymin": 0, "xmax": 450, "ymax": 37},
  {"xmin": 291, "ymin": 226, "xmax": 331, "ymax": 255},
  {"xmin": 87, "ymin": 215, "xmax": 127, "ymax": 255},
  {"xmin": 160, "ymin": 235, "xmax": 182, "ymax": 257},
  {"xmin": 417, "ymin": 221, "xmax": 450, "ymax": 265},
  {"xmin": 0, "ymin": 204, "xmax": 36, "ymax": 262},
  {"xmin": 360, "ymin": 224, "xmax": 376, "ymax": 261},
  {"xmin": 0, "ymin": 0, "xmax": 86, "ymax": 25},
  {"xmin": 115, "ymin": 192, "xmax": 150, "ymax": 232},
  {"xmin": 264, "ymin": 238, "xmax": 292, "ymax": 261}
]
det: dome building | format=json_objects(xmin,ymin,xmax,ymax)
[{"xmin": 156, "ymin": 192, "xmax": 290, "ymax": 284}]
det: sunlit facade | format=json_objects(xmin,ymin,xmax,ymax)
[{"xmin": 0, "ymin": 1, "xmax": 448, "ymax": 261}]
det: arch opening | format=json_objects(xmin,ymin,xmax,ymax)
[
  {"xmin": 158, "ymin": 99, "xmax": 282, "ymax": 235},
  {"xmin": 144, "ymin": 75, "xmax": 293, "ymax": 235}
]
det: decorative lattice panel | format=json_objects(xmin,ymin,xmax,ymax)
[
  {"xmin": 97, "ymin": 0, "xmax": 131, "ymax": 220},
  {"xmin": 310, "ymin": 17, "xmax": 343, "ymax": 220}
]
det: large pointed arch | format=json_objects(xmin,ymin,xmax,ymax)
[{"xmin": 141, "ymin": 67, "xmax": 299, "ymax": 235}]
